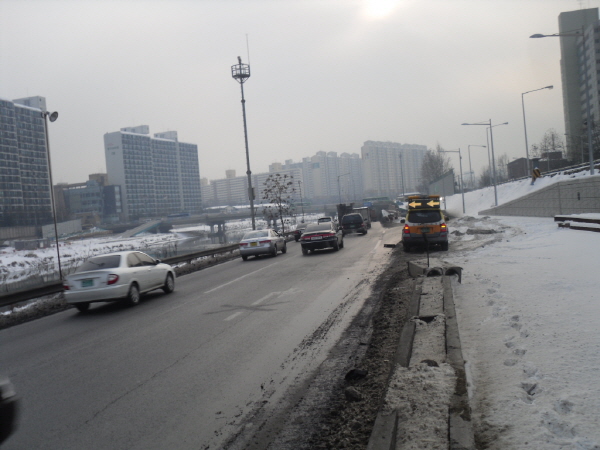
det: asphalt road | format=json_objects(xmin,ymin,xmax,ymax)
[{"xmin": 0, "ymin": 224, "xmax": 399, "ymax": 450}]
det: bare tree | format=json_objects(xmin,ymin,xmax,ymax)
[
  {"xmin": 496, "ymin": 154, "xmax": 510, "ymax": 183},
  {"xmin": 261, "ymin": 173, "xmax": 295, "ymax": 233},
  {"xmin": 417, "ymin": 145, "xmax": 452, "ymax": 192},
  {"xmin": 478, "ymin": 166, "xmax": 492, "ymax": 188}
]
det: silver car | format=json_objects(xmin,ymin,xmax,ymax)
[
  {"xmin": 63, "ymin": 251, "xmax": 176, "ymax": 312},
  {"xmin": 239, "ymin": 229, "xmax": 286, "ymax": 261}
]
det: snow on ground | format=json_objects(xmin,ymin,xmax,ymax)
[
  {"xmin": 438, "ymin": 169, "xmax": 600, "ymax": 449},
  {"xmin": 2, "ymin": 167, "xmax": 600, "ymax": 447}
]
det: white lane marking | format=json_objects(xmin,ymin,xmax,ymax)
[
  {"xmin": 251, "ymin": 292, "xmax": 280, "ymax": 306},
  {"xmin": 224, "ymin": 311, "xmax": 243, "ymax": 321},
  {"xmin": 204, "ymin": 262, "xmax": 278, "ymax": 294}
]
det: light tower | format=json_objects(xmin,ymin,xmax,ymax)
[{"xmin": 231, "ymin": 56, "xmax": 256, "ymax": 229}]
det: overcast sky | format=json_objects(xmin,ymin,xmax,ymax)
[{"xmin": 2, "ymin": 0, "xmax": 598, "ymax": 185}]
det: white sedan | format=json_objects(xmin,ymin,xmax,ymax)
[{"xmin": 63, "ymin": 251, "xmax": 176, "ymax": 312}]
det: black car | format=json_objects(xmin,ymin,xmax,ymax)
[
  {"xmin": 340, "ymin": 213, "xmax": 368, "ymax": 235},
  {"xmin": 300, "ymin": 222, "xmax": 344, "ymax": 254},
  {"xmin": 292, "ymin": 222, "xmax": 309, "ymax": 242}
]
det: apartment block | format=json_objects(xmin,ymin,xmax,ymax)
[
  {"xmin": 104, "ymin": 126, "xmax": 201, "ymax": 221},
  {"xmin": 0, "ymin": 96, "xmax": 53, "ymax": 227},
  {"xmin": 361, "ymin": 141, "xmax": 427, "ymax": 197},
  {"xmin": 558, "ymin": 8, "xmax": 600, "ymax": 160}
]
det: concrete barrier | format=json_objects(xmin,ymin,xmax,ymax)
[{"xmin": 479, "ymin": 176, "xmax": 600, "ymax": 217}]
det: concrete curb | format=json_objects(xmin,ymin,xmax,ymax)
[{"xmin": 367, "ymin": 264, "xmax": 474, "ymax": 450}]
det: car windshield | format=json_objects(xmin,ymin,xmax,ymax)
[
  {"xmin": 305, "ymin": 223, "xmax": 333, "ymax": 232},
  {"xmin": 76, "ymin": 255, "xmax": 121, "ymax": 272},
  {"xmin": 242, "ymin": 230, "xmax": 269, "ymax": 240},
  {"xmin": 407, "ymin": 210, "xmax": 442, "ymax": 224}
]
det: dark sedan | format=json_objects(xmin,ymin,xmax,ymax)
[
  {"xmin": 292, "ymin": 222, "xmax": 309, "ymax": 242},
  {"xmin": 300, "ymin": 222, "xmax": 344, "ymax": 255}
]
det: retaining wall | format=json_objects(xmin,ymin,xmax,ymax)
[{"xmin": 479, "ymin": 176, "xmax": 600, "ymax": 217}]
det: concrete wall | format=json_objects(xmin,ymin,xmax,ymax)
[
  {"xmin": 479, "ymin": 176, "xmax": 600, "ymax": 217},
  {"xmin": 0, "ymin": 226, "xmax": 38, "ymax": 240}
]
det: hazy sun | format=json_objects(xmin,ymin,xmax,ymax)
[{"xmin": 364, "ymin": 0, "xmax": 400, "ymax": 19}]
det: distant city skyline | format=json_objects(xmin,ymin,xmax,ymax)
[{"xmin": 2, "ymin": 1, "xmax": 594, "ymax": 185}]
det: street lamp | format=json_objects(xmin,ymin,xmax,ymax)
[
  {"xmin": 463, "ymin": 120, "xmax": 507, "ymax": 206},
  {"xmin": 467, "ymin": 144, "xmax": 486, "ymax": 189},
  {"xmin": 531, "ymin": 30, "xmax": 594, "ymax": 175},
  {"xmin": 42, "ymin": 110, "xmax": 62, "ymax": 279},
  {"xmin": 297, "ymin": 180, "xmax": 305, "ymax": 222},
  {"xmin": 231, "ymin": 56, "xmax": 256, "ymax": 229},
  {"xmin": 522, "ymin": 85, "xmax": 553, "ymax": 174},
  {"xmin": 437, "ymin": 148, "xmax": 465, "ymax": 214},
  {"xmin": 398, "ymin": 154, "xmax": 405, "ymax": 197},
  {"xmin": 337, "ymin": 173, "xmax": 350, "ymax": 204}
]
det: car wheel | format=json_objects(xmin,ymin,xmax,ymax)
[
  {"xmin": 302, "ymin": 247, "xmax": 309, "ymax": 255},
  {"xmin": 75, "ymin": 303, "xmax": 90, "ymax": 313},
  {"xmin": 441, "ymin": 242, "xmax": 449, "ymax": 251},
  {"xmin": 162, "ymin": 273, "xmax": 175, "ymax": 294},
  {"xmin": 242, "ymin": 255, "xmax": 248, "ymax": 261},
  {"xmin": 363, "ymin": 229, "xmax": 368, "ymax": 235},
  {"xmin": 281, "ymin": 242, "xmax": 287, "ymax": 253},
  {"xmin": 403, "ymin": 243, "xmax": 410, "ymax": 252},
  {"xmin": 271, "ymin": 245, "xmax": 278, "ymax": 257},
  {"xmin": 294, "ymin": 236, "xmax": 299, "ymax": 242},
  {"xmin": 333, "ymin": 240, "xmax": 339, "ymax": 251},
  {"xmin": 126, "ymin": 284, "xmax": 140, "ymax": 306},
  {"xmin": 340, "ymin": 237, "xmax": 344, "ymax": 248}
]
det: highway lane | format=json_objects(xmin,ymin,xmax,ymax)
[{"xmin": 0, "ymin": 224, "xmax": 398, "ymax": 449}]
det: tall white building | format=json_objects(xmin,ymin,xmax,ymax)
[
  {"xmin": 104, "ymin": 126, "xmax": 201, "ymax": 221},
  {"xmin": 0, "ymin": 96, "xmax": 53, "ymax": 227},
  {"xmin": 273, "ymin": 151, "xmax": 363, "ymax": 203},
  {"xmin": 558, "ymin": 8, "xmax": 600, "ymax": 160},
  {"xmin": 361, "ymin": 141, "xmax": 427, "ymax": 197}
]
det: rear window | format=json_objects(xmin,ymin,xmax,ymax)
[
  {"xmin": 242, "ymin": 231, "xmax": 268, "ymax": 239},
  {"xmin": 76, "ymin": 255, "xmax": 121, "ymax": 272},
  {"xmin": 407, "ymin": 210, "xmax": 442, "ymax": 224},
  {"xmin": 305, "ymin": 223, "xmax": 333, "ymax": 232},
  {"xmin": 342, "ymin": 214, "xmax": 363, "ymax": 224}
]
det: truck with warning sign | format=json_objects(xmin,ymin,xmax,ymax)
[{"xmin": 401, "ymin": 195, "xmax": 448, "ymax": 252}]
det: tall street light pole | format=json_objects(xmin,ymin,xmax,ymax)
[
  {"xmin": 438, "ymin": 148, "xmax": 465, "ymax": 213},
  {"xmin": 297, "ymin": 180, "xmax": 305, "ymax": 222},
  {"xmin": 522, "ymin": 85, "xmax": 553, "ymax": 174},
  {"xmin": 398, "ymin": 154, "xmax": 406, "ymax": 197},
  {"xmin": 531, "ymin": 30, "xmax": 594, "ymax": 175},
  {"xmin": 467, "ymin": 144, "xmax": 486, "ymax": 189},
  {"xmin": 42, "ymin": 110, "xmax": 62, "ymax": 279},
  {"xmin": 463, "ymin": 120, "xmax": 507, "ymax": 206},
  {"xmin": 231, "ymin": 56, "xmax": 256, "ymax": 229}
]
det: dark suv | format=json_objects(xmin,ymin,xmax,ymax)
[{"xmin": 341, "ymin": 213, "xmax": 368, "ymax": 235}]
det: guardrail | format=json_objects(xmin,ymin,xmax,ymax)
[{"xmin": 0, "ymin": 244, "xmax": 240, "ymax": 308}]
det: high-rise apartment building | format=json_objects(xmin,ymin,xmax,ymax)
[
  {"xmin": 203, "ymin": 168, "xmax": 303, "ymax": 208},
  {"xmin": 273, "ymin": 151, "xmax": 363, "ymax": 203},
  {"xmin": 0, "ymin": 96, "xmax": 53, "ymax": 227},
  {"xmin": 361, "ymin": 141, "xmax": 427, "ymax": 197},
  {"xmin": 558, "ymin": 8, "xmax": 600, "ymax": 160},
  {"xmin": 104, "ymin": 126, "xmax": 201, "ymax": 221}
]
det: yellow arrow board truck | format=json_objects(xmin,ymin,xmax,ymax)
[{"xmin": 401, "ymin": 195, "xmax": 448, "ymax": 252}]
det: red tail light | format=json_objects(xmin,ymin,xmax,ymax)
[
  {"xmin": 441, "ymin": 223, "xmax": 447, "ymax": 232},
  {"xmin": 239, "ymin": 243, "xmax": 248, "ymax": 247},
  {"xmin": 63, "ymin": 283, "xmax": 70, "ymax": 291},
  {"xmin": 403, "ymin": 225, "xmax": 411, "ymax": 234},
  {"xmin": 259, "ymin": 240, "xmax": 271, "ymax": 244},
  {"xmin": 107, "ymin": 274, "xmax": 119, "ymax": 285}
]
